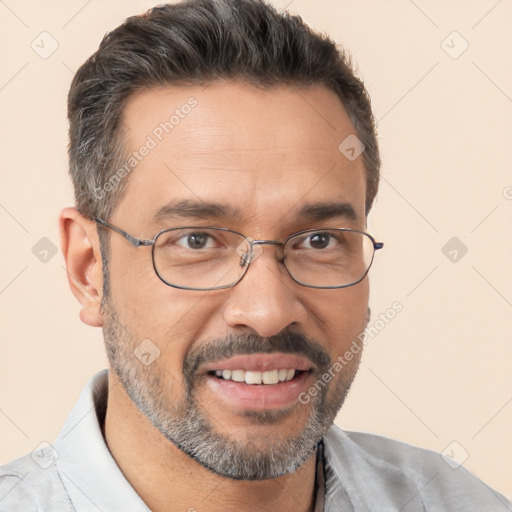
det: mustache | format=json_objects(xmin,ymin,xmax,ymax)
[{"xmin": 183, "ymin": 330, "xmax": 332, "ymax": 379}]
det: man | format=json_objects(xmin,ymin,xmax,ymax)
[{"xmin": 0, "ymin": 0, "xmax": 509, "ymax": 510}]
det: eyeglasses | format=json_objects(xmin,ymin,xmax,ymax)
[{"xmin": 95, "ymin": 218, "xmax": 383, "ymax": 291}]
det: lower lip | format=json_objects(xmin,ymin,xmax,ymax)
[{"xmin": 205, "ymin": 371, "xmax": 311, "ymax": 410}]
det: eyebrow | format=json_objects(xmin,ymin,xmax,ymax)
[
  {"xmin": 152, "ymin": 199, "xmax": 359, "ymax": 225},
  {"xmin": 296, "ymin": 201, "xmax": 359, "ymax": 223},
  {"xmin": 153, "ymin": 199, "xmax": 242, "ymax": 223}
]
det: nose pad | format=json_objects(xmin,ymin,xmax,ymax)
[
  {"xmin": 235, "ymin": 237, "xmax": 264, "ymax": 267},
  {"xmin": 239, "ymin": 252, "xmax": 249, "ymax": 268}
]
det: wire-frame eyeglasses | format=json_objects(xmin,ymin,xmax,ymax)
[{"xmin": 95, "ymin": 218, "xmax": 384, "ymax": 291}]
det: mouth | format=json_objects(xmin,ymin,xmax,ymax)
[{"xmin": 200, "ymin": 353, "xmax": 314, "ymax": 411}]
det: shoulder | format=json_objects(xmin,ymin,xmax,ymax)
[
  {"xmin": 0, "ymin": 471, "xmax": 38, "ymax": 512},
  {"xmin": 323, "ymin": 426, "xmax": 511, "ymax": 511},
  {"xmin": 0, "ymin": 455, "xmax": 41, "ymax": 512},
  {"xmin": 0, "ymin": 448, "xmax": 73, "ymax": 512}
]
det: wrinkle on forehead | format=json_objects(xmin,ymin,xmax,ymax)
[{"xmin": 115, "ymin": 82, "xmax": 367, "ymax": 231}]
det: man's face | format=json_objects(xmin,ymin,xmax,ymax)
[{"xmin": 101, "ymin": 82, "xmax": 369, "ymax": 479}]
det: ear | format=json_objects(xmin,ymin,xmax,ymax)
[{"xmin": 59, "ymin": 207, "xmax": 104, "ymax": 327}]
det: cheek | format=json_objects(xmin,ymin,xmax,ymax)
[
  {"xmin": 310, "ymin": 279, "xmax": 369, "ymax": 352},
  {"xmin": 346, "ymin": 280, "xmax": 370, "ymax": 334},
  {"xmin": 110, "ymin": 260, "xmax": 219, "ymax": 368}
]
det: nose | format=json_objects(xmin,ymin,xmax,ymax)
[{"xmin": 222, "ymin": 246, "xmax": 308, "ymax": 337}]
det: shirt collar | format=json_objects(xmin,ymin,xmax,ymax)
[{"xmin": 55, "ymin": 370, "xmax": 150, "ymax": 511}]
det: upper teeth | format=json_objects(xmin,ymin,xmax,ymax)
[{"xmin": 214, "ymin": 369, "xmax": 296, "ymax": 385}]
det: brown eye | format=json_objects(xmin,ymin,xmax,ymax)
[
  {"xmin": 308, "ymin": 233, "xmax": 332, "ymax": 249},
  {"xmin": 174, "ymin": 232, "xmax": 215, "ymax": 250}
]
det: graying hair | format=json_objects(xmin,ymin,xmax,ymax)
[{"xmin": 67, "ymin": 0, "xmax": 381, "ymax": 276}]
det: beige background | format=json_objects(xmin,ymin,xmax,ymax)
[{"xmin": 1, "ymin": 0, "xmax": 511, "ymax": 499}]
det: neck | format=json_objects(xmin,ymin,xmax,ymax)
[{"xmin": 104, "ymin": 372, "xmax": 318, "ymax": 512}]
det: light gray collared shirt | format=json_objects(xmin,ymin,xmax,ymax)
[{"xmin": 0, "ymin": 370, "xmax": 510, "ymax": 511}]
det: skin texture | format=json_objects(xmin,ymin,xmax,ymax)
[{"xmin": 60, "ymin": 82, "xmax": 370, "ymax": 512}]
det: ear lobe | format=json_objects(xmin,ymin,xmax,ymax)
[{"xmin": 59, "ymin": 207, "xmax": 104, "ymax": 327}]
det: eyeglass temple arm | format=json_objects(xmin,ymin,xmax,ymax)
[
  {"xmin": 94, "ymin": 218, "xmax": 154, "ymax": 247},
  {"xmin": 374, "ymin": 242, "xmax": 384, "ymax": 250}
]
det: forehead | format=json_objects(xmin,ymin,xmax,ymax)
[{"xmin": 114, "ymin": 81, "xmax": 367, "ymax": 232}]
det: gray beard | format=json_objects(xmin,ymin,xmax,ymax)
[{"xmin": 101, "ymin": 296, "xmax": 361, "ymax": 480}]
